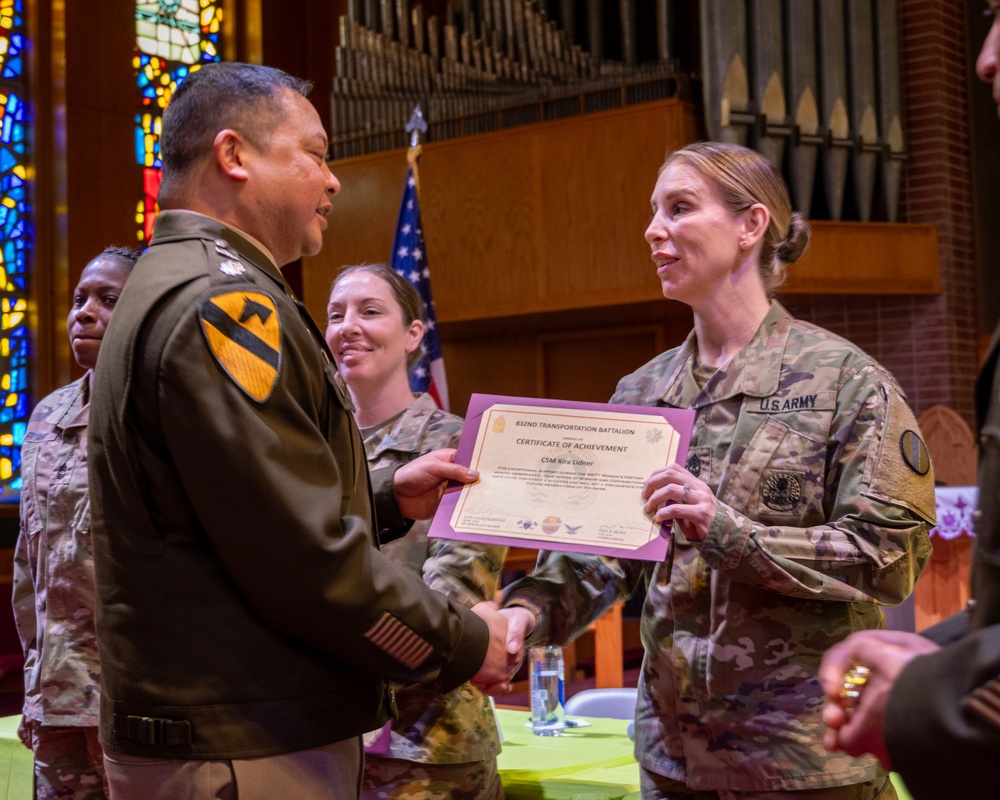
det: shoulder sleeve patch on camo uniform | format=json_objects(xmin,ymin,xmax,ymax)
[
  {"xmin": 198, "ymin": 291, "xmax": 282, "ymax": 402},
  {"xmin": 899, "ymin": 429, "xmax": 931, "ymax": 476},
  {"xmin": 364, "ymin": 612, "xmax": 434, "ymax": 670},
  {"xmin": 866, "ymin": 382, "xmax": 937, "ymax": 522}
]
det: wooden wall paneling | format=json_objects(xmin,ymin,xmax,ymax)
[
  {"xmin": 419, "ymin": 100, "xmax": 700, "ymax": 321},
  {"xmin": 303, "ymin": 150, "xmax": 411, "ymax": 312},
  {"xmin": 785, "ymin": 221, "xmax": 940, "ymax": 294},
  {"xmin": 62, "ymin": 0, "xmax": 138, "ymax": 388},
  {"xmin": 26, "ymin": 0, "xmax": 63, "ymax": 410},
  {"xmin": 539, "ymin": 325, "xmax": 666, "ymax": 402},
  {"xmin": 534, "ymin": 105, "xmax": 698, "ymax": 305},
  {"xmin": 420, "ymin": 130, "xmax": 544, "ymax": 319},
  {"xmin": 914, "ymin": 535, "xmax": 973, "ymax": 631},
  {"xmin": 442, "ymin": 336, "xmax": 540, "ymax": 418},
  {"xmin": 302, "ymin": 99, "xmax": 701, "ymax": 328},
  {"xmin": 259, "ymin": 0, "xmax": 345, "ymax": 134}
]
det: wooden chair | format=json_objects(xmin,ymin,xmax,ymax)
[
  {"xmin": 564, "ymin": 687, "xmax": 637, "ymax": 719},
  {"xmin": 918, "ymin": 404, "xmax": 977, "ymax": 486},
  {"xmin": 913, "ymin": 405, "xmax": 977, "ymax": 630}
]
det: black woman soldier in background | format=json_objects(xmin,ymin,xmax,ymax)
[{"xmin": 13, "ymin": 245, "xmax": 140, "ymax": 800}]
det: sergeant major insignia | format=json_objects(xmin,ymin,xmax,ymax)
[
  {"xmin": 761, "ymin": 471, "xmax": 803, "ymax": 512},
  {"xmin": 199, "ymin": 291, "xmax": 281, "ymax": 402},
  {"xmin": 686, "ymin": 452, "xmax": 702, "ymax": 477}
]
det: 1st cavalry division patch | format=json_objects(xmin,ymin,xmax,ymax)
[{"xmin": 199, "ymin": 291, "xmax": 281, "ymax": 402}]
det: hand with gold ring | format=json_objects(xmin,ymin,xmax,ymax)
[
  {"xmin": 641, "ymin": 464, "xmax": 716, "ymax": 543},
  {"xmin": 838, "ymin": 664, "xmax": 871, "ymax": 717},
  {"xmin": 819, "ymin": 629, "xmax": 940, "ymax": 769}
]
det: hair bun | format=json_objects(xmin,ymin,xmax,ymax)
[{"xmin": 777, "ymin": 213, "xmax": 811, "ymax": 265}]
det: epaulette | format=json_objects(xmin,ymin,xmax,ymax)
[{"xmin": 206, "ymin": 237, "xmax": 258, "ymax": 285}]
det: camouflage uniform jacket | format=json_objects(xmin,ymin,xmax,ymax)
[
  {"xmin": 504, "ymin": 301, "xmax": 935, "ymax": 792},
  {"xmin": 13, "ymin": 373, "xmax": 100, "ymax": 726},
  {"xmin": 364, "ymin": 392, "xmax": 505, "ymax": 763}
]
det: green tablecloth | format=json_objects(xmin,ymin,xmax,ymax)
[
  {"xmin": 0, "ymin": 716, "xmax": 31, "ymax": 799},
  {"xmin": 0, "ymin": 712, "xmax": 914, "ymax": 800},
  {"xmin": 495, "ymin": 708, "xmax": 639, "ymax": 799},
  {"xmin": 494, "ymin": 708, "xmax": 914, "ymax": 800}
]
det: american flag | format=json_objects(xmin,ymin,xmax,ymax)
[{"xmin": 390, "ymin": 166, "xmax": 449, "ymax": 411}]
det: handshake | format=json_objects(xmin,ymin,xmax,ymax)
[{"xmin": 468, "ymin": 602, "xmax": 539, "ymax": 696}]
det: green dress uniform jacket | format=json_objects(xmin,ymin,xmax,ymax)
[
  {"xmin": 88, "ymin": 211, "xmax": 488, "ymax": 761},
  {"xmin": 884, "ymin": 321, "xmax": 1000, "ymax": 799},
  {"xmin": 504, "ymin": 302, "xmax": 934, "ymax": 792}
]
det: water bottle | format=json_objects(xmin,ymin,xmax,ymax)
[{"xmin": 529, "ymin": 645, "xmax": 565, "ymax": 735}]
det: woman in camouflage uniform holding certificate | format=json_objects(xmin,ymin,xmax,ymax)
[
  {"xmin": 501, "ymin": 143, "xmax": 934, "ymax": 799},
  {"xmin": 326, "ymin": 263, "xmax": 507, "ymax": 800}
]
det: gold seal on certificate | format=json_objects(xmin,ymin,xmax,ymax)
[{"xmin": 428, "ymin": 394, "xmax": 694, "ymax": 561}]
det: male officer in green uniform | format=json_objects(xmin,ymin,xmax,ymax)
[{"xmin": 88, "ymin": 62, "xmax": 512, "ymax": 799}]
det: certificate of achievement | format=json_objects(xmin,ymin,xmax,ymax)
[{"xmin": 428, "ymin": 394, "xmax": 694, "ymax": 561}]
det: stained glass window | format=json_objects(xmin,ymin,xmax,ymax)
[
  {"xmin": 135, "ymin": 0, "xmax": 223, "ymax": 245},
  {"xmin": 0, "ymin": 0, "xmax": 30, "ymax": 503}
]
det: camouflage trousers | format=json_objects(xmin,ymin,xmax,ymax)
[
  {"xmin": 362, "ymin": 754, "xmax": 503, "ymax": 800},
  {"xmin": 639, "ymin": 768, "xmax": 897, "ymax": 800},
  {"xmin": 31, "ymin": 724, "xmax": 108, "ymax": 800}
]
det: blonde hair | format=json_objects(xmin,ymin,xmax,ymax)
[{"xmin": 662, "ymin": 142, "xmax": 810, "ymax": 296}]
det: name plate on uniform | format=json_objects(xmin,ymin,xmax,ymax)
[{"xmin": 428, "ymin": 394, "xmax": 694, "ymax": 561}]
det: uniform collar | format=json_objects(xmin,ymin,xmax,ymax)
[
  {"xmin": 656, "ymin": 301, "xmax": 791, "ymax": 407},
  {"xmin": 150, "ymin": 210, "xmax": 291, "ymax": 295},
  {"xmin": 45, "ymin": 372, "xmax": 91, "ymax": 432},
  {"xmin": 366, "ymin": 393, "xmax": 438, "ymax": 459}
]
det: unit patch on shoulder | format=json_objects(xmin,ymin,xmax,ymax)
[
  {"xmin": 899, "ymin": 429, "xmax": 931, "ymax": 476},
  {"xmin": 199, "ymin": 291, "xmax": 281, "ymax": 402}
]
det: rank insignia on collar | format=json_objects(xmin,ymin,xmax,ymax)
[
  {"xmin": 219, "ymin": 259, "xmax": 245, "ymax": 276},
  {"xmin": 215, "ymin": 238, "xmax": 240, "ymax": 258},
  {"xmin": 199, "ymin": 291, "xmax": 281, "ymax": 402}
]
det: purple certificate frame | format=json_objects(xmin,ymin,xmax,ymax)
[{"xmin": 428, "ymin": 393, "xmax": 694, "ymax": 561}]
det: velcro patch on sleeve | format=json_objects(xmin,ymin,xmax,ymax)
[
  {"xmin": 198, "ymin": 291, "xmax": 282, "ymax": 402},
  {"xmin": 866, "ymin": 383, "xmax": 937, "ymax": 523},
  {"xmin": 364, "ymin": 612, "xmax": 433, "ymax": 670},
  {"xmin": 963, "ymin": 676, "xmax": 1000, "ymax": 731}
]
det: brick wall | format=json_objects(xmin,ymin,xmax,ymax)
[{"xmin": 785, "ymin": 0, "xmax": 980, "ymax": 426}]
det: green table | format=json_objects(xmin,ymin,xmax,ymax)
[
  {"xmin": 0, "ymin": 716, "xmax": 31, "ymax": 799},
  {"xmin": 0, "ymin": 712, "xmax": 915, "ymax": 800},
  {"xmin": 494, "ymin": 709, "xmax": 914, "ymax": 800},
  {"xmin": 495, "ymin": 708, "xmax": 639, "ymax": 799}
]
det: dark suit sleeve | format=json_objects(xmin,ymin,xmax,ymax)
[
  {"xmin": 885, "ymin": 626, "xmax": 1000, "ymax": 798},
  {"xmin": 369, "ymin": 464, "xmax": 413, "ymax": 544},
  {"xmin": 147, "ymin": 288, "xmax": 487, "ymax": 689}
]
